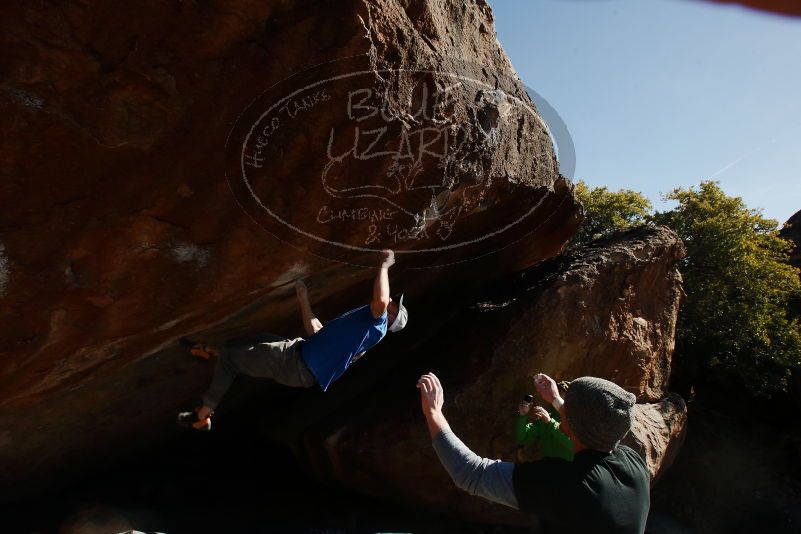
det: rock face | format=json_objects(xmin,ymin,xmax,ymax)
[
  {"xmin": 0, "ymin": 0, "xmax": 583, "ymax": 499},
  {"xmin": 623, "ymin": 393, "xmax": 687, "ymax": 482},
  {"xmin": 287, "ymin": 226, "xmax": 688, "ymax": 523},
  {"xmin": 474, "ymin": 225, "xmax": 687, "ymax": 404},
  {"xmin": 781, "ymin": 210, "xmax": 801, "ymax": 269}
]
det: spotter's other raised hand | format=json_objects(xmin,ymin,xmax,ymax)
[{"xmin": 534, "ymin": 373, "xmax": 560, "ymax": 404}]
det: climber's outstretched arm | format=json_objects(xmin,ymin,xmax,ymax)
[
  {"xmin": 371, "ymin": 249, "xmax": 395, "ymax": 319},
  {"xmin": 296, "ymin": 281, "xmax": 323, "ymax": 336}
]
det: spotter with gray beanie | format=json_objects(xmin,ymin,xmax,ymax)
[
  {"xmin": 417, "ymin": 371, "xmax": 650, "ymax": 534},
  {"xmin": 178, "ymin": 249, "xmax": 408, "ymax": 431}
]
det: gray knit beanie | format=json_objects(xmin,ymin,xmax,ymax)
[{"xmin": 564, "ymin": 377, "xmax": 636, "ymax": 452}]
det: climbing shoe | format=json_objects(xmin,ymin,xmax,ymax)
[
  {"xmin": 177, "ymin": 409, "xmax": 212, "ymax": 432},
  {"xmin": 179, "ymin": 337, "xmax": 215, "ymax": 360}
]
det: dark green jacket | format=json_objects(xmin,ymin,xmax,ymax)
[
  {"xmin": 513, "ymin": 444, "xmax": 650, "ymax": 533},
  {"xmin": 514, "ymin": 410, "xmax": 573, "ymax": 461}
]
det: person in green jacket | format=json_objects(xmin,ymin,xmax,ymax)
[{"xmin": 516, "ymin": 390, "xmax": 573, "ymax": 461}]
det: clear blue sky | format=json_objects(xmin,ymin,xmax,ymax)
[{"xmin": 490, "ymin": 0, "xmax": 801, "ymax": 224}]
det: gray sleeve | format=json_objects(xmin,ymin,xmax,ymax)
[{"xmin": 432, "ymin": 430, "xmax": 519, "ymax": 510}]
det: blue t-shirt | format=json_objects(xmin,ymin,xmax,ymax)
[{"xmin": 300, "ymin": 304, "xmax": 387, "ymax": 391}]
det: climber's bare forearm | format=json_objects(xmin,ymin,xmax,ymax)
[
  {"xmin": 371, "ymin": 250, "xmax": 394, "ymax": 318},
  {"xmin": 296, "ymin": 281, "xmax": 323, "ymax": 336},
  {"xmin": 299, "ymin": 304, "xmax": 322, "ymax": 336}
]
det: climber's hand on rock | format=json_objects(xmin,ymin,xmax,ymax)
[
  {"xmin": 530, "ymin": 405, "xmax": 551, "ymax": 423},
  {"xmin": 380, "ymin": 249, "xmax": 395, "ymax": 269},
  {"xmin": 417, "ymin": 372, "xmax": 444, "ymax": 415},
  {"xmin": 534, "ymin": 373, "xmax": 559, "ymax": 404}
]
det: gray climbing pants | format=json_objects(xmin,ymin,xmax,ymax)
[{"xmin": 201, "ymin": 337, "xmax": 315, "ymax": 410}]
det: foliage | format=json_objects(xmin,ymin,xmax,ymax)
[
  {"xmin": 571, "ymin": 181, "xmax": 652, "ymax": 246},
  {"xmin": 651, "ymin": 181, "xmax": 801, "ymax": 397}
]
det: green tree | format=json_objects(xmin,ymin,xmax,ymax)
[
  {"xmin": 652, "ymin": 181, "xmax": 801, "ymax": 397},
  {"xmin": 571, "ymin": 181, "xmax": 653, "ymax": 245}
]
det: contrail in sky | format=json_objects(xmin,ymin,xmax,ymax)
[
  {"xmin": 707, "ymin": 156, "xmax": 744, "ymax": 180},
  {"xmin": 705, "ymin": 134, "xmax": 784, "ymax": 180}
]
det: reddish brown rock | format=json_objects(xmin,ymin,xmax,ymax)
[
  {"xmin": 0, "ymin": 0, "xmax": 581, "ymax": 499},
  {"xmin": 287, "ymin": 226, "xmax": 688, "ymax": 523},
  {"xmin": 704, "ymin": 0, "xmax": 801, "ymax": 17},
  {"xmin": 469, "ymin": 225, "xmax": 687, "ymax": 404},
  {"xmin": 623, "ymin": 393, "xmax": 688, "ymax": 482}
]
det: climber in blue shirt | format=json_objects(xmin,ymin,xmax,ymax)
[{"xmin": 178, "ymin": 249, "xmax": 408, "ymax": 431}]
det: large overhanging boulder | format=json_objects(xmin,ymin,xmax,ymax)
[
  {"xmin": 0, "ymin": 0, "xmax": 581, "ymax": 499},
  {"xmin": 284, "ymin": 226, "xmax": 688, "ymax": 523}
]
